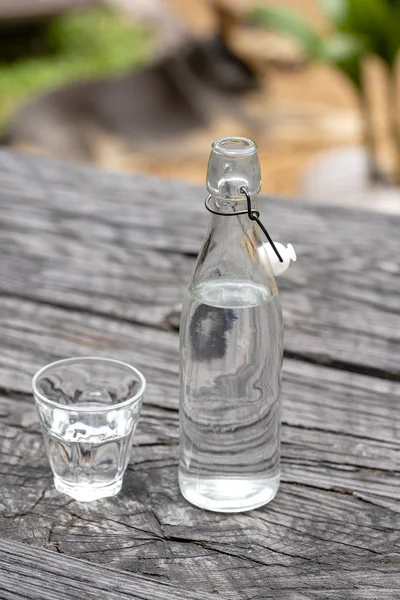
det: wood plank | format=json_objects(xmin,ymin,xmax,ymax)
[
  {"xmin": 0, "ymin": 296, "xmax": 399, "ymax": 599},
  {"xmin": 0, "ymin": 150, "xmax": 398, "ymax": 378},
  {"xmin": 0, "ymin": 538, "xmax": 220, "ymax": 600},
  {"xmin": 0, "ymin": 150, "xmax": 399, "ymax": 598},
  {"xmin": 0, "ymin": 295, "xmax": 397, "ymax": 443},
  {"xmin": 0, "ymin": 540, "xmax": 399, "ymax": 600},
  {"xmin": 1, "ymin": 432, "xmax": 400, "ymax": 599}
]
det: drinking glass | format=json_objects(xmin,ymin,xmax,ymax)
[{"xmin": 32, "ymin": 357, "xmax": 146, "ymax": 502}]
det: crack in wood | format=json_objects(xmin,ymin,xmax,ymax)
[
  {"xmin": 281, "ymin": 421, "xmax": 400, "ymax": 447},
  {"xmin": 202, "ymin": 542, "xmax": 313, "ymax": 565},
  {"xmin": 283, "ymin": 350, "xmax": 400, "ymax": 382},
  {"xmin": 245, "ymin": 514, "xmax": 382, "ymax": 556},
  {"xmin": 282, "ymin": 458, "xmax": 400, "ymax": 477},
  {"xmin": 1, "ymin": 488, "xmax": 48, "ymax": 519},
  {"xmin": 0, "ymin": 290, "xmax": 172, "ymax": 333},
  {"xmin": 0, "ymin": 387, "xmax": 32, "ymax": 402},
  {"xmin": 283, "ymin": 481, "xmax": 400, "ymax": 513},
  {"xmin": 66, "ymin": 511, "xmax": 161, "ymax": 541}
]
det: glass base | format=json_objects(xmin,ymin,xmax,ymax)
[
  {"xmin": 179, "ymin": 473, "xmax": 280, "ymax": 513},
  {"xmin": 54, "ymin": 475, "xmax": 123, "ymax": 502}
]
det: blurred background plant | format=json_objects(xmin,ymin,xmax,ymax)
[
  {"xmin": 252, "ymin": 0, "xmax": 400, "ymax": 184},
  {"xmin": 1, "ymin": 0, "xmax": 400, "ymax": 212},
  {"xmin": 0, "ymin": 5, "xmax": 149, "ymax": 125}
]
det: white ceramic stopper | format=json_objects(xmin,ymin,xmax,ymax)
[{"xmin": 261, "ymin": 242, "xmax": 297, "ymax": 276}]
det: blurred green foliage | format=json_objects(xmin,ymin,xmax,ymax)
[
  {"xmin": 252, "ymin": 0, "xmax": 400, "ymax": 184},
  {"xmin": 0, "ymin": 8, "xmax": 150, "ymax": 124},
  {"xmin": 251, "ymin": 4, "xmax": 366, "ymax": 86}
]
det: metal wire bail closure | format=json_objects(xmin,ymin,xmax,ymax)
[{"xmin": 204, "ymin": 186, "xmax": 283, "ymax": 263}]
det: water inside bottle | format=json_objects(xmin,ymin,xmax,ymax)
[{"xmin": 179, "ymin": 279, "xmax": 282, "ymax": 512}]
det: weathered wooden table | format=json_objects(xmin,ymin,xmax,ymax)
[{"xmin": 0, "ymin": 150, "xmax": 399, "ymax": 599}]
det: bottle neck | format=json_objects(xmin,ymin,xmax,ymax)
[
  {"xmin": 206, "ymin": 137, "xmax": 262, "ymax": 200},
  {"xmin": 209, "ymin": 194, "xmax": 259, "ymax": 213},
  {"xmin": 192, "ymin": 136, "xmax": 276, "ymax": 291},
  {"xmin": 208, "ymin": 194, "xmax": 261, "ymax": 243},
  {"xmin": 190, "ymin": 191, "xmax": 276, "ymax": 292}
]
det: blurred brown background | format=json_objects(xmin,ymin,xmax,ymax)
[
  {"xmin": 119, "ymin": 0, "xmax": 361, "ymax": 196},
  {"xmin": 0, "ymin": 0, "xmax": 396, "ymax": 204}
]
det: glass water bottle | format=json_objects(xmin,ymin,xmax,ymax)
[{"xmin": 179, "ymin": 137, "xmax": 284, "ymax": 513}]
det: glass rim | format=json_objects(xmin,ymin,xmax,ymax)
[
  {"xmin": 212, "ymin": 136, "xmax": 257, "ymax": 157},
  {"xmin": 32, "ymin": 356, "xmax": 146, "ymax": 413}
]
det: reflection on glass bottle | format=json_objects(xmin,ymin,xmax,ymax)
[
  {"xmin": 190, "ymin": 303, "xmax": 237, "ymax": 362},
  {"xmin": 179, "ymin": 137, "xmax": 283, "ymax": 513}
]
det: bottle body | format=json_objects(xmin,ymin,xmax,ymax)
[
  {"xmin": 179, "ymin": 278, "xmax": 282, "ymax": 512},
  {"xmin": 179, "ymin": 136, "xmax": 283, "ymax": 512}
]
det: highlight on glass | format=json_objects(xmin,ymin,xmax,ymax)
[{"xmin": 32, "ymin": 357, "xmax": 146, "ymax": 502}]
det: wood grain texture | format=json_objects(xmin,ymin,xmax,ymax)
[
  {"xmin": 0, "ymin": 150, "xmax": 398, "ymax": 378},
  {"xmin": 0, "ymin": 150, "xmax": 399, "ymax": 599},
  {"xmin": 0, "ymin": 541, "xmax": 399, "ymax": 600},
  {"xmin": 0, "ymin": 297, "xmax": 399, "ymax": 598},
  {"xmin": 0, "ymin": 538, "xmax": 220, "ymax": 600}
]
